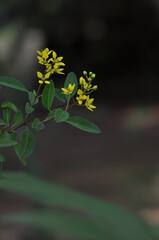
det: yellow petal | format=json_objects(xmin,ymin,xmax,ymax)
[
  {"xmin": 45, "ymin": 72, "xmax": 50, "ymax": 79},
  {"xmin": 37, "ymin": 71, "xmax": 43, "ymax": 79},
  {"xmin": 82, "ymin": 95, "xmax": 87, "ymax": 100},
  {"xmin": 37, "ymin": 50, "xmax": 42, "ymax": 55},
  {"xmin": 42, "ymin": 53, "xmax": 48, "ymax": 60},
  {"xmin": 39, "ymin": 80, "xmax": 44, "ymax": 84},
  {"xmin": 57, "ymin": 56, "xmax": 63, "ymax": 61},
  {"xmin": 56, "ymin": 69, "xmax": 64, "ymax": 74},
  {"xmin": 89, "ymin": 98, "xmax": 94, "ymax": 104},
  {"xmin": 48, "ymin": 58, "xmax": 53, "ymax": 63},
  {"xmin": 61, "ymin": 88, "xmax": 68, "ymax": 94},
  {"xmin": 90, "ymin": 104, "xmax": 96, "ymax": 109},
  {"xmin": 54, "ymin": 62, "xmax": 65, "ymax": 69},
  {"xmin": 44, "ymin": 80, "xmax": 50, "ymax": 84},
  {"xmin": 53, "ymin": 51, "xmax": 57, "ymax": 59},
  {"xmin": 48, "ymin": 50, "xmax": 52, "ymax": 55},
  {"xmin": 37, "ymin": 56, "xmax": 43, "ymax": 62},
  {"xmin": 77, "ymin": 89, "xmax": 83, "ymax": 95}
]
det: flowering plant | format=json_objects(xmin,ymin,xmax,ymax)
[{"xmin": 0, "ymin": 48, "xmax": 100, "ymax": 170}]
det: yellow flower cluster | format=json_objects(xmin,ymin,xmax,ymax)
[
  {"xmin": 61, "ymin": 84, "xmax": 75, "ymax": 95},
  {"xmin": 37, "ymin": 48, "xmax": 65, "ymax": 84},
  {"xmin": 76, "ymin": 71, "xmax": 97, "ymax": 112}
]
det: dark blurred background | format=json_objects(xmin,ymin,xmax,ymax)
[{"xmin": 1, "ymin": 0, "xmax": 159, "ymax": 238}]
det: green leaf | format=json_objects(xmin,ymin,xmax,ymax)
[
  {"xmin": 45, "ymin": 111, "xmax": 55, "ymax": 121},
  {"xmin": 32, "ymin": 118, "xmax": 45, "ymax": 132},
  {"xmin": 28, "ymin": 92, "xmax": 38, "ymax": 105},
  {"xmin": 2, "ymin": 210, "xmax": 106, "ymax": 240},
  {"xmin": 0, "ymin": 119, "xmax": 6, "ymax": 126},
  {"xmin": 0, "ymin": 131, "xmax": 17, "ymax": 147},
  {"xmin": 25, "ymin": 102, "xmax": 34, "ymax": 114},
  {"xmin": 0, "ymin": 77, "xmax": 28, "ymax": 92},
  {"xmin": 0, "ymin": 172, "xmax": 156, "ymax": 240},
  {"xmin": 64, "ymin": 72, "xmax": 78, "ymax": 99},
  {"xmin": 66, "ymin": 116, "xmax": 101, "ymax": 133},
  {"xmin": 42, "ymin": 80, "xmax": 55, "ymax": 110},
  {"xmin": 55, "ymin": 88, "xmax": 66, "ymax": 102},
  {"xmin": 11, "ymin": 131, "xmax": 17, "ymax": 141},
  {"xmin": 13, "ymin": 111, "xmax": 23, "ymax": 127},
  {"xmin": 55, "ymin": 108, "xmax": 69, "ymax": 123},
  {"xmin": 14, "ymin": 129, "xmax": 36, "ymax": 165},
  {"xmin": 3, "ymin": 109, "xmax": 10, "ymax": 126},
  {"xmin": 1, "ymin": 101, "xmax": 18, "ymax": 113}
]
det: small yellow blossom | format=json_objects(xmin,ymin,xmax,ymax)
[
  {"xmin": 37, "ymin": 71, "xmax": 51, "ymax": 84},
  {"xmin": 61, "ymin": 84, "xmax": 75, "ymax": 95},
  {"xmin": 52, "ymin": 51, "xmax": 64, "ymax": 63},
  {"xmin": 79, "ymin": 77, "xmax": 92, "ymax": 91},
  {"xmin": 76, "ymin": 89, "xmax": 87, "ymax": 105},
  {"xmin": 37, "ymin": 48, "xmax": 52, "ymax": 65},
  {"xmin": 52, "ymin": 51, "xmax": 65, "ymax": 75},
  {"xmin": 85, "ymin": 96, "xmax": 96, "ymax": 112},
  {"xmin": 37, "ymin": 48, "xmax": 65, "ymax": 80}
]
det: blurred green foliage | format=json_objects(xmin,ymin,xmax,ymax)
[{"xmin": 0, "ymin": 171, "xmax": 158, "ymax": 240}]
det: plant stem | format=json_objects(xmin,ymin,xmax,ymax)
[{"xmin": 8, "ymin": 85, "xmax": 42, "ymax": 133}]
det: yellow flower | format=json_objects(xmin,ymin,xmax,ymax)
[
  {"xmin": 76, "ymin": 89, "xmax": 87, "ymax": 105},
  {"xmin": 54, "ymin": 64, "xmax": 65, "ymax": 75},
  {"xmin": 52, "ymin": 51, "xmax": 64, "ymax": 63},
  {"xmin": 79, "ymin": 77, "xmax": 86, "ymax": 85},
  {"xmin": 79, "ymin": 77, "xmax": 91, "ymax": 91},
  {"xmin": 37, "ymin": 71, "xmax": 51, "ymax": 84},
  {"xmin": 85, "ymin": 96, "xmax": 96, "ymax": 112},
  {"xmin": 37, "ymin": 48, "xmax": 52, "ymax": 65},
  {"xmin": 61, "ymin": 84, "xmax": 75, "ymax": 95},
  {"xmin": 51, "ymin": 52, "xmax": 65, "ymax": 75}
]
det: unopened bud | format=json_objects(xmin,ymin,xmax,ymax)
[
  {"xmin": 93, "ymin": 85, "xmax": 98, "ymax": 90},
  {"xmin": 89, "ymin": 71, "xmax": 93, "ymax": 76},
  {"xmin": 88, "ymin": 77, "xmax": 92, "ymax": 82},
  {"xmin": 92, "ymin": 74, "xmax": 96, "ymax": 79},
  {"xmin": 83, "ymin": 71, "xmax": 87, "ymax": 76}
]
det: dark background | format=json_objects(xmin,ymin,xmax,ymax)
[{"xmin": 1, "ymin": 0, "xmax": 159, "ymax": 238}]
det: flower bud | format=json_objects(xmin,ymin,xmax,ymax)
[
  {"xmin": 92, "ymin": 74, "xmax": 96, "ymax": 79},
  {"xmin": 83, "ymin": 71, "xmax": 87, "ymax": 76},
  {"xmin": 89, "ymin": 71, "xmax": 93, "ymax": 76},
  {"xmin": 88, "ymin": 77, "xmax": 92, "ymax": 82},
  {"xmin": 93, "ymin": 85, "xmax": 98, "ymax": 90}
]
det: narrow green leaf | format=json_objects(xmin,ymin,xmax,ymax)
[
  {"xmin": 28, "ymin": 92, "xmax": 38, "ymax": 105},
  {"xmin": 0, "ymin": 77, "xmax": 28, "ymax": 92},
  {"xmin": 14, "ymin": 129, "xmax": 36, "ymax": 165},
  {"xmin": 32, "ymin": 118, "xmax": 45, "ymax": 132},
  {"xmin": 1, "ymin": 101, "xmax": 18, "ymax": 113},
  {"xmin": 0, "ymin": 172, "xmax": 156, "ymax": 240},
  {"xmin": 25, "ymin": 102, "xmax": 34, "ymax": 114},
  {"xmin": 0, "ymin": 131, "xmax": 17, "ymax": 147},
  {"xmin": 2, "ymin": 210, "xmax": 106, "ymax": 239},
  {"xmin": 42, "ymin": 80, "xmax": 55, "ymax": 110},
  {"xmin": 0, "ymin": 119, "xmax": 6, "ymax": 126},
  {"xmin": 3, "ymin": 109, "xmax": 10, "ymax": 126},
  {"xmin": 55, "ymin": 88, "xmax": 66, "ymax": 102},
  {"xmin": 55, "ymin": 108, "xmax": 69, "ymax": 123},
  {"xmin": 13, "ymin": 111, "xmax": 23, "ymax": 126},
  {"xmin": 64, "ymin": 72, "xmax": 78, "ymax": 99},
  {"xmin": 66, "ymin": 116, "xmax": 101, "ymax": 133}
]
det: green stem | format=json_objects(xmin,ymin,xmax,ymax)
[{"xmin": 8, "ymin": 84, "xmax": 42, "ymax": 133}]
